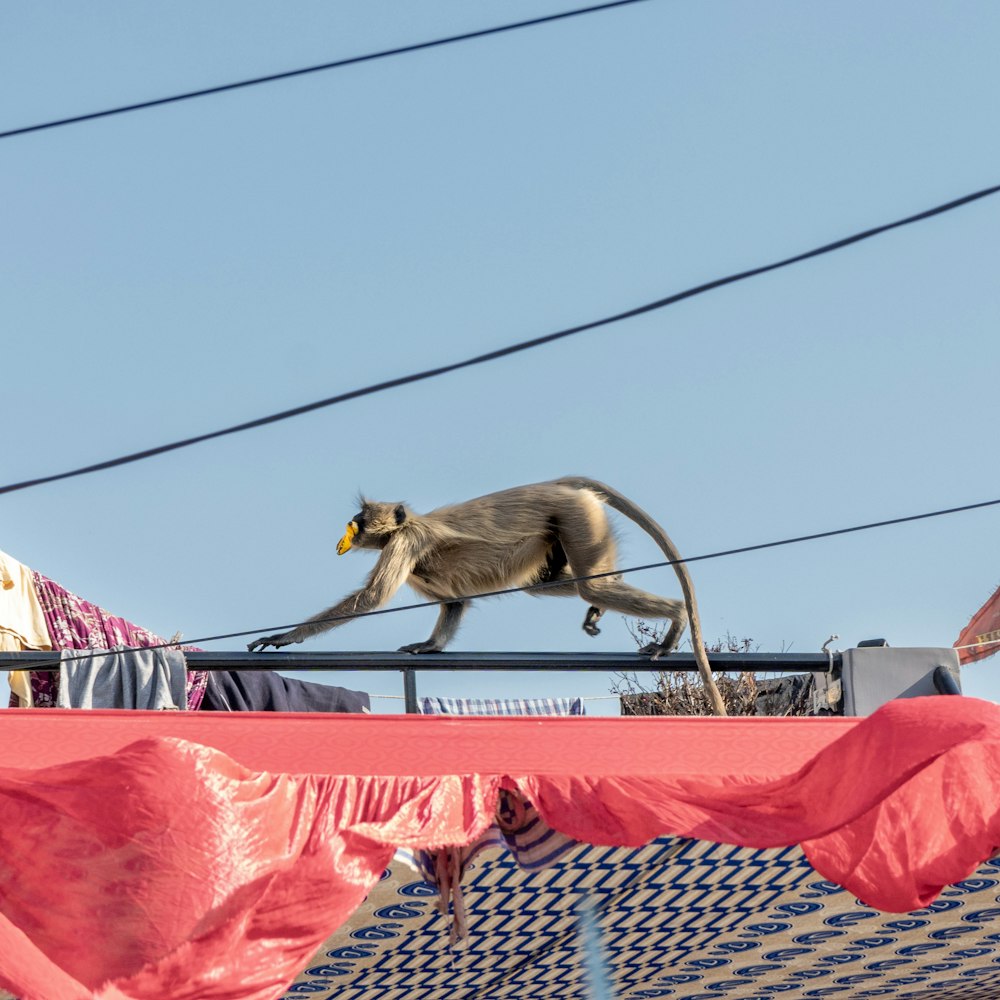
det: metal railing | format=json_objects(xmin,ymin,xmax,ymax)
[{"xmin": 0, "ymin": 649, "xmax": 838, "ymax": 713}]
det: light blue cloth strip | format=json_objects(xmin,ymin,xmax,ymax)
[
  {"xmin": 56, "ymin": 646, "xmax": 188, "ymax": 710},
  {"xmin": 419, "ymin": 696, "xmax": 584, "ymax": 716}
]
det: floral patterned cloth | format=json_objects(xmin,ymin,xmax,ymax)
[{"xmin": 9, "ymin": 572, "xmax": 207, "ymax": 710}]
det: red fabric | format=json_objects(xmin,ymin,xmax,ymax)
[
  {"xmin": 0, "ymin": 697, "xmax": 998, "ymax": 1000},
  {"xmin": 955, "ymin": 581, "xmax": 1000, "ymax": 663},
  {"xmin": 0, "ymin": 707, "xmax": 854, "ymax": 776}
]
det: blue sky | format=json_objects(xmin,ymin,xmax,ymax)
[{"xmin": 2, "ymin": 1, "xmax": 998, "ymax": 713}]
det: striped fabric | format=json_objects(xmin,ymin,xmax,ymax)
[
  {"xmin": 402, "ymin": 696, "xmax": 584, "ymax": 914},
  {"xmin": 419, "ymin": 696, "xmax": 585, "ymax": 716}
]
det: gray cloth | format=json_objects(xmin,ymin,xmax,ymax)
[{"xmin": 56, "ymin": 646, "xmax": 187, "ymax": 710}]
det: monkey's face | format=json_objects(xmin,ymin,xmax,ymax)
[{"xmin": 337, "ymin": 502, "xmax": 408, "ymax": 553}]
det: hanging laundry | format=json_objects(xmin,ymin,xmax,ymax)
[
  {"xmin": 200, "ymin": 669, "xmax": 370, "ymax": 713},
  {"xmin": 13, "ymin": 572, "xmax": 208, "ymax": 710},
  {"xmin": 419, "ymin": 696, "xmax": 584, "ymax": 716},
  {"xmin": 404, "ymin": 695, "xmax": 585, "ymax": 938},
  {"xmin": 0, "ymin": 550, "xmax": 53, "ymax": 707},
  {"xmin": 56, "ymin": 647, "xmax": 188, "ymax": 710}
]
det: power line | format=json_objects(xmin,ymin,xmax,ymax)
[
  {"xmin": 8, "ymin": 490, "xmax": 997, "ymax": 669},
  {"xmin": 2, "ymin": 181, "xmax": 998, "ymax": 498},
  {"xmin": 218, "ymin": 492, "xmax": 1000, "ymax": 645},
  {"xmin": 0, "ymin": 0, "xmax": 653, "ymax": 141}
]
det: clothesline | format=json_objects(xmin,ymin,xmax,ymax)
[{"xmin": 1, "ymin": 548, "xmax": 373, "ymax": 713}]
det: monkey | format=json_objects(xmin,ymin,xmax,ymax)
[{"xmin": 248, "ymin": 477, "xmax": 726, "ymax": 715}]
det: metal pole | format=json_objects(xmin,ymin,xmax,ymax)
[
  {"xmin": 0, "ymin": 650, "xmax": 840, "ymax": 673},
  {"xmin": 578, "ymin": 899, "xmax": 614, "ymax": 1000},
  {"xmin": 402, "ymin": 667, "xmax": 419, "ymax": 714}
]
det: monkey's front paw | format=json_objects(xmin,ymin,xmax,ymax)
[
  {"xmin": 398, "ymin": 641, "xmax": 443, "ymax": 654},
  {"xmin": 247, "ymin": 633, "xmax": 293, "ymax": 652}
]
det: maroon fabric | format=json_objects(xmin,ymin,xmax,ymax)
[
  {"xmin": 956, "ymin": 581, "xmax": 1000, "ymax": 663},
  {"xmin": 13, "ymin": 572, "xmax": 207, "ymax": 710},
  {"xmin": 0, "ymin": 698, "xmax": 997, "ymax": 999}
]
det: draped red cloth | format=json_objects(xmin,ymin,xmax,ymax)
[{"xmin": 0, "ymin": 696, "xmax": 998, "ymax": 1000}]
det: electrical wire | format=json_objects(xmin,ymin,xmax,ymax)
[
  {"xmin": 2, "ymin": 181, "xmax": 998, "ymax": 498},
  {"xmin": 5, "ymin": 491, "xmax": 997, "ymax": 671},
  {"xmin": 0, "ymin": 0, "xmax": 653, "ymax": 141}
]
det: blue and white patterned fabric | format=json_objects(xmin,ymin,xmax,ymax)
[
  {"xmin": 398, "ymin": 788, "xmax": 581, "ymax": 887},
  {"xmin": 419, "ymin": 696, "xmax": 585, "ymax": 716},
  {"xmin": 404, "ymin": 696, "xmax": 585, "ymax": 894},
  {"xmin": 283, "ymin": 839, "xmax": 1000, "ymax": 999}
]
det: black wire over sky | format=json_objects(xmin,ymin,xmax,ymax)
[
  {"xmin": 1, "ymin": 181, "xmax": 998, "ymax": 498},
  {"xmin": 8, "ymin": 491, "xmax": 998, "ymax": 667},
  {"xmin": 0, "ymin": 0, "xmax": 653, "ymax": 141}
]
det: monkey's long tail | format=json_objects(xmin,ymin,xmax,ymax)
[{"xmin": 556, "ymin": 476, "xmax": 727, "ymax": 717}]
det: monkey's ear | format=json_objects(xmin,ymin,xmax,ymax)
[{"xmin": 394, "ymin": 504, "xmax": 407, "ymax": 525}]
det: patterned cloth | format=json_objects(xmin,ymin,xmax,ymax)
[
  {"xmin": 283, "ymin": 844, "xmax": 1000, "ymax": 1000},
  {"xmin": 399, "ymin": 786, "xmax": 582, "ymax": 880},
  {"xmin": 11, "ymin": 572, "xmax": 208, "ymax": 710},
  {"xmin": 405, "ymin": 695, "xmax": 585, "ymax": 936},
  {"xmin": 419, "ymin": 696, "xmax": 584, "ymax": 716}
]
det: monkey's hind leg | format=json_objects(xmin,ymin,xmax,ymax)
[
  {"xmin": 398, "ymin": 600, "xmax": 467, "ymax": 654},
  {"xmin": 574, "ymin": 574, "xmax": 689, "ymax": 658},
  {"xmin": 582, "ymin": 605, "xmax": 604, "ymax": 637}
]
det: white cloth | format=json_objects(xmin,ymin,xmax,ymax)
[
  {"xmin": 0, "ymin": 550, "xmax": 50, "ymax": 650},
  {"xmin": 0, "ymin": 549, "xmax": 52, "ymax": 707}
]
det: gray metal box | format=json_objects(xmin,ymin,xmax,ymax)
[{"xmin": 840, "ymin": 646, "xmax": 961, "ymax": 716}]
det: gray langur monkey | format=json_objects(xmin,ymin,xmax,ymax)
[{"xmin": 248, "ymin": 477, "xmax": 726, "ymax": 715}]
